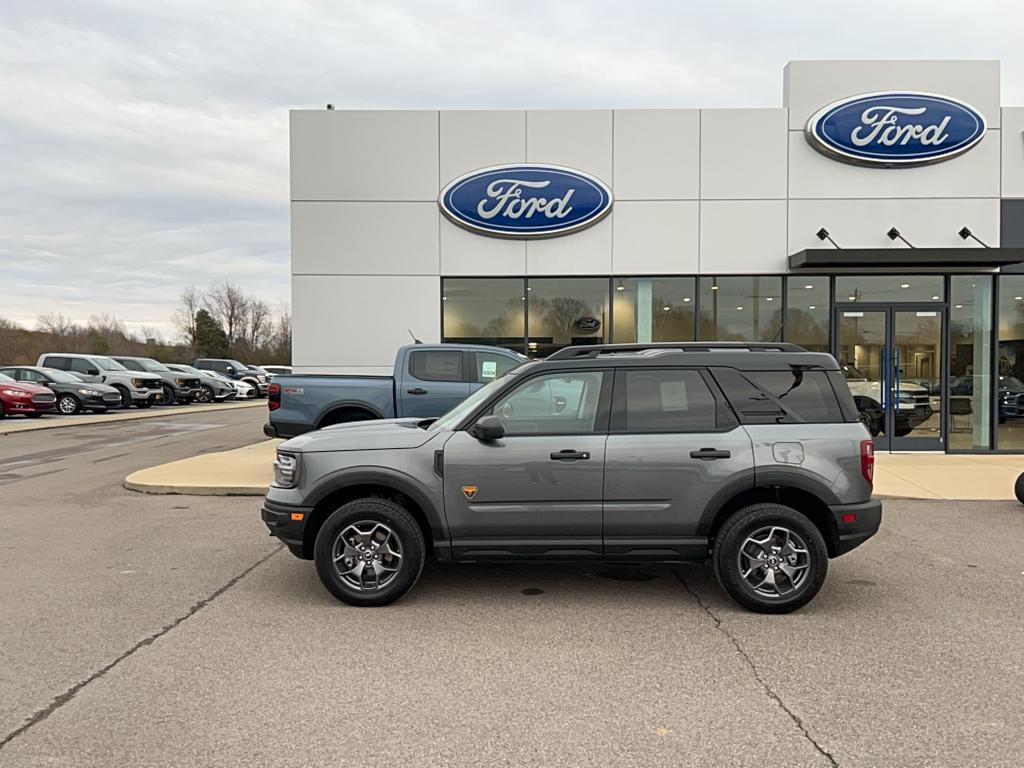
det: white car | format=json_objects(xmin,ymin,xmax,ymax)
[
  {"xmin": 206, "ymin": 370, "xmax": 256, "ymax": 399},
  {"xmin": 841, "ymin": 362, "xmax": 933, "ymax": 436}
]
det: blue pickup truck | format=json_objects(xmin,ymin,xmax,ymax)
[{"xmin": 264, "ymin": 344, "xmax": 526, "ymax": 439}]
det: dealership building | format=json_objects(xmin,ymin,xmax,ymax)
[{"xmin": 289, "ymin": 59, "xmax": 1024, "ymax": 453}]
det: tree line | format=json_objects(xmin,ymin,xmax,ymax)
[{"xmin": 0, "ymin": 281, "xmax": 291, "ymax": 366}]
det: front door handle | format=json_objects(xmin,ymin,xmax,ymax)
[
  {"xmin": 550, "ymin": 450, "xmax": 590, "ymax": 461},
  {"xmin": 690, "ymin": 448, "xmax": 731, "ymax": 460},
  {"xmin": 407, "ymin": 387, "xmax": 428, "ymax": 395}
]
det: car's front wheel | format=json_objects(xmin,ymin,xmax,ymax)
[
  {"xmin": 713, "ymin": 503, "xmax": 828, "ymax": 614},
  {"xmin": 198, "ymin": 385, "xmax": 214, "ymax": 403},
  {"xmin": 57, "ymin": 394, "xmax": 81, "ymax": 415},
  {"xmin": 314, "ymin": 497, "xmax": 425, "ymax": 607},
  {"xmin": 114, "ymin": 386, "xmax": 131, "ymax": 409},
  {"xmin": 159, "ymin": 384, "xmax": 175, "ymax": 406}
]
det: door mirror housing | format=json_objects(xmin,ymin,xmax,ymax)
[
  {"xmin": 471, "ymin": 415, "xmax": 505, "ymax": 442},
  {"xmin": 225, "ymin": 366, "xmax": 235, "ymax": 374}
]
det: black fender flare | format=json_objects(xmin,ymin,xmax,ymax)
[
  {"xmin": 306, "ymin": 465, "xmax": 447, "ymax": 541},
  {"xmin": 316, "ymin": 400, "xmax": 386, "ymax": 428},
  {"xmin": 695, "ymin": 467, "xmax": 840, "ymax": 537}
]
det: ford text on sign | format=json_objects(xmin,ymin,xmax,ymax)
[
  {"xmin": 805, "ymin": 91, "xmax": 986, "ymax": 167},
  {"xmin": 439, "ymin": 164, "xmax": 613, "ymax": 238}
]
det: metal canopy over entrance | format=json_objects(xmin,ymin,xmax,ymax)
[{"xmin": 789, "ymin": 248, "xmax": 1024, "ymax": 271}]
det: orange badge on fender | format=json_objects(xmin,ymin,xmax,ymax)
[{"xmin": 462, "ymin": 485, "xmax": 478, "ymax": 499}]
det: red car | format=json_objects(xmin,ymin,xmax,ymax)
[{"xmin": 0, "ymin": 372, "xmax": 57, "ymax": 418}]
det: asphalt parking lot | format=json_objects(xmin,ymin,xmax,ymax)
[{"xmin": 1, "ymin": 408, "xmax": 1022, "ymax": 767}]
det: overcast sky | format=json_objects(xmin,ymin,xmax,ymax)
[{"xmin": 2, "ymin": 0, "xmax": 1022, "ymax": 339}]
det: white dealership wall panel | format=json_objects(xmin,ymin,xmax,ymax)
[{"xmin": 290, "ymin": 59, "xmax": 1020, "ymax": 374}]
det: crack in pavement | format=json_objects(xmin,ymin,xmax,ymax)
[
  {"xmin": 673, "ymin": 568, "xmax": 840, "ymax": 768},
  {"xmin": 0, "ymin": 544, "xmax": 284, "ymax": 752}
]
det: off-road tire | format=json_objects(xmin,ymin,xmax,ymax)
[
  {"xmin": 314, "ymin": 497, "xmax": 426, "ymax": 607},
  {"xmin": 713, "ymin": 503, "xmax": 828, "ymax": 614}
]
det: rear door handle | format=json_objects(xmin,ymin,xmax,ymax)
[
  {"xmin": 407, "ymin": 387, "xmax": 428, "ymax": 395},
  {"xmin": 550, "ymin": 450, "xmax": 590, "ymax": 461},
  {"xmin": 690, "ymin": 448, "xmax": 731, "ymax": 460}
]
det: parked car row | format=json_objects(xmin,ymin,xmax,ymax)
[{"xmin": 0, "ymin": 354, "xmax": 280, "ymax": 419}]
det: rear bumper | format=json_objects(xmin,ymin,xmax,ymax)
[
  {"xmin": 262, "ymin": 498, "xmax": 313, "ymax": 558},
  {"xmin": 264, "ymin": 420, "xmax": 311, "ymax": 439},
  {"xmin": 830, "ymin": 499, "xmax": 882, "ymax": 557}
]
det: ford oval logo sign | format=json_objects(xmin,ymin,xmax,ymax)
[
  {"xmin": 805, "ymin": 91, "xmax": 986, "ymax": 167},
  {"xmin": 439, "ymin": 164, "xmax": 613, "ymax": 238}
]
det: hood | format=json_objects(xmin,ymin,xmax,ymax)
[
  {"xmin": 896, "ymin": 382, "xmax": 929, "ymax": 394},
  {"xmin": 1, "ymin": 381, "xmax": 52, "ymax": 396},
  {"xmin": 281, "ymin": 418, "xmax": 438, "ymax": 453},
  {"xmin": 115, "ymin": 371, "xmax": 162, "ymax": 381}
]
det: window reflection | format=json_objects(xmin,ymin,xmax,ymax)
[
  {"xmin": 998, "ymin": 276, "xmax": 1024, "ymax": 449},
  {"xmin": 698, "ymin": 276, "xmax": 782, "ymax": 341},
  {"xmin": 442, "ymin": 278, "xmax": 525, "ymax": 353},
  {"xmin": 527, "ymin": 278, "xmax": 610, "ymax": 358},
  {"xmin": 612, "ymin": 278, "xmax": 696, "ymax": 343},
  {"xmin": 785, "ymin": 277, "xmax": 830, "ymax": 352},
  {"xmin": 949, "ymin": 276, "xmax": 992, "ymax": 450}
]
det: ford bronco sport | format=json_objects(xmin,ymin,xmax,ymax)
[{"xmin": 262, "ymin": 342, "xmax": 881, "ymax": 614}]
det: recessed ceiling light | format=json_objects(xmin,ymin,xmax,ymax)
[
  {"xmin": 931, "ymin": 295, "xmax": 939, "ymax": 300},
  {"xmin": 711, "ymin": 285, "xmax": 719, "ymax": 290},
  {"xmin": 900, "ymin": 283, "xmax": 911, "ymax": 289},
  {"xmin": 442, "ymin": 296, "xmax": 447, "ymax": 301},
  {"xmin": 766, "ymin": 297, "xmax": 774, "ymax": 301},
  {"xmin": 848, "ymin": 296, "xmax": 857, "ymax": 301},
  {"xmin": 527, "ymin": 287, "xmax": 532, "ymax": 291},
  {"xmin": 1016, "ymin": 296, "xmax": 1023, "ymax": 301},
  {"xmin": 663, "ymin": 306, "xmax": 671, "ymax": 311},
  {"xmin": 616, "ymin": 285, "xmax": 624, "ymax": 291},
  {"xmin": 683, "ymin": 297, "xmax": 691, "ymax": 303},
  {"xmin": 804, "ymin": 284, "xmax": 814, "ymax": 289},
  {"xmin": 809, "ymin": 305, "xmax": 816, "ymax": 310},
  {"xmin": 955, "ymin": 304, "xmax": 963, "ymax": 309},
  {"xmin": 736, "ymin": 306, "xmax": 743, "ymax": 310}
]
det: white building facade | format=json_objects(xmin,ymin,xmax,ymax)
[{"xmin": 289, "ymin": 59, "xmax": 1024, "ymax": 453}]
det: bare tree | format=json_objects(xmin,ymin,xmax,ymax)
[
  {"xmin": 37, "ymin": 312, "xmax": 78, "ymax": 336},
  {"xmin": 172, "ymin": 286, "xmax": 204, "ymax": 348},
  {"xmin": 240, "ymin": 298, "xmax": 272, "ymax": 354},
  {"xmin": 203, "ymin": 281, "xmax": 248, "ymax": 353}
]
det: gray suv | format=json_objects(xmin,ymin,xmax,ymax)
[{"xmin": 262, "ymin": 343, "xmax": 881, "ymax": 614}]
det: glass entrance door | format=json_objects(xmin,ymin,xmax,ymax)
[{"xmin": 835, "ymin": 305, "xmax": 945, "ymax": 451}]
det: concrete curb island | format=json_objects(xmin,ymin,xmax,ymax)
[
  {"xmin": 124, "ymin": 439, "xmax": 1024, "ymax": 502},
  {"xmin": 1, "ymin": 398, "xmax": 265, "ymax": 435}
]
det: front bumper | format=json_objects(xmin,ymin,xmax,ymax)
[
  {"xmin": 830, "ymin": 499, "xmax": 882, "ymax": 557},
  {"xmin": 130, "ymin": 387, "xmax": 163, "ymax": 404},
  {"xmin": 262, "ymin": 498, "xmax": 314, "ymax": 558},
  {"xmin": 4, "ymin": 398, "xmax": 56, "ymax": 414}
]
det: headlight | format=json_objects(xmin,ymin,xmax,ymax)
[
  {"xmin": 2, "ymin": 389, "xmax": 30, "ymax": 398},
  {"xmin": 78, "ymin": 388, "xmax": 102, "ymax": 396},
  {"xmin": 273, "ymin": 452, "xmax": 299, "ymax": 488},
  {"xmin": 176, "ymin": 378, "xmax": 187, "ymax": 387},
  {"xmin": 132, "ymin": 378, "xmax": 145, "ymax": 387},
  {"xmin": 258, "ymin": 375, "xmax": 267, "ymax": 383}
]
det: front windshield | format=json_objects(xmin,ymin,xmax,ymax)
[
  {"xmin": 429, "ymin": 374, "xmax": 515, "ymax": 431},
  {"xmin": 95, "ymin": 357, "xmax": 127, "ymax": 371},
  {"xmin": 227, "ymin": 360, "xmax": 247, "ymax": 370},
  {"xmin": 141, "ymin": 360, "xmax": 170, "ymax": 373},
  {"xmin": 0, "ymin": 372, "xmax": 13, "ymax": 382},
  {"xmin": 41, "ymin": 368, "xmax": 82, "ymax": 383}
]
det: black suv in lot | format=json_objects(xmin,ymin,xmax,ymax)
[{"xmin": 263, "ymin": 343, "xmax": 881, "ymax": 614}]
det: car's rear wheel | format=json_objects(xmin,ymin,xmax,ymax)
[
  {"xmin": 314, "ymin": 497, "xmax": 425, "ymax": 607},
  {"xmin": 114, "ymin": 386, "xmax": 131, "ymax": 409},
  {"xmin": 713, "ymin": 503, "xmax": 828, "ymax": 614},
  {"xmin": 57, "ymin": 394, "xmax": 81, "ymax": 415}
]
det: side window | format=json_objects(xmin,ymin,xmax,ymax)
[
  {"xmin": 713, "ymin": 368, "xmax": 842, "ymax": 424},
  {"xmin": 408, "ymin": 350, "xmax": 463, "ymax": 383},
  {"xmin": 69, "ymin": 358, "xmax": 94, "ymax": 374},
  {"xmin": 623, "ymin": 369, "xmax": 717, "ymax": 433},
  {"xmin": 472, "ymin": 352, "xmax": 520, "ymax": 384},
  {"xmin": 489, "ymin": 371, "xmax": 605, "ymax": 435},
  {"xmin": 21, "ymin": 370, "xmax": 46, "ymax": 383},
  {"xmin": 43, "ymin": 356, "xmax": 69, "ymax": 370},
  {"xmin": 121, "ymin": 360, "xmax": 143, "ymax": 372},
  {"xmin": 0, "ymin": 368, "xmax": 15, "ymax": 379}
]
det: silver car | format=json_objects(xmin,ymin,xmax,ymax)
[{"xmin": 262, "ymin": 343, "xmax": 881, "ymax": 614}]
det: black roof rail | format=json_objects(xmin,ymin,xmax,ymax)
[{"xmin": 545, "ymin": 342, "xmax": 808, "ymax": 361}]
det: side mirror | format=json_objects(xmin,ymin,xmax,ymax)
[
  {"xmin": 471, "ymin": 415, "xmax": 505, "ymax": 442},
  {"xmin": 225, "ymin": 366, "xmax": 235, "ymax": 374}
]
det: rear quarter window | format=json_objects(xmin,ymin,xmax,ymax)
[
  {"xmin": 42, "ymin": 356, "xmax": 70, "ymax": 370},
  {"xmin": 713, "ymin": 368, "xmax": 843, "ymax": 424}
]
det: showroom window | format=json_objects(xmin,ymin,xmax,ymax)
[
  {"xmin": 698, "ymin": 276, "xmax": 782, "ymax": 341},
  {"xmin": 785, "ymin": 277, "xmax": 830, "ymax": 352},
  {"xmin": 527, "ymin": 278, "xmax": 610, "ymax": 358},
  {"xmin": 442, "ymin": 278, "xmax": 525, "ymax": 353},
  {"xmin": 949, "ymin": 276, "xmax": 993, "ymax": 451},
  {"xmin": 998, "ymin": 276, "xmax": 1024, "ymax": 450},
  {"xmin": 835, "ymin": 275, "xmax": 944, "ymax": 303},
  {"xmin": 611, "ymin": 277, "xmax": 696, "ymax": 343}
]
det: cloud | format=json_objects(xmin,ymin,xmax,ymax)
[{"xmin": 1, "ymin": 0, "xmax": 1022, "ymax": 337}]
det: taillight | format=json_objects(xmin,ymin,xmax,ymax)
[
  {"xmin": 268, "ymin": 382, "xmax": 281, "ymax": 411},
  {"xmin": 860, "ymin": 439, "xmax": 874, "ymax": 485}
]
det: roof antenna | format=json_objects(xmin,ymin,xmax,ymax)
[{"xmin": 408, "ymin": 329, "xmax": 423, "ymax": 345}]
